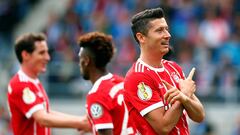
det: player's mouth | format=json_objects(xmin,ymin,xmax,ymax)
[
  {"xmin": 41, "ymin": 62, "xmax": 48, "ymax": 67},
  {"xmin": 161, "ymin": 41, "xmax": 169, "ymax": 46}
]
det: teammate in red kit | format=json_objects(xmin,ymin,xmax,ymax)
[
  {"xmin": 78, "ymin": 32, "xmax": 138, "ymax": 135},
  {"xmin": 124, "ymin": 7, "xmax": 205, "ymax": 135},
  {"xmin": 7, "ymin": 33, "xmax": 90, "ymax": 135}
]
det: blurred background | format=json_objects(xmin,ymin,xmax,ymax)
[{"xmin": 1, "ymin": 0, "xmax": 240, "ymax": 134}]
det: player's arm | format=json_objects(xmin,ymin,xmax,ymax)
[
  {"xmin": 181, "ymin": 93, "xmax": 205, "ymax": 123},
  {"xmin": 165, "ymin": 68, "xmax": 205, "ymax": 123},
  {"xmin": 179, "ymin": 68, "xmax": 205, "ymax": 123},
  {"xmin": 32, "ymin": 109, "xmax": 91, "ymax": 131},
  {"xmin": 144, "ymin": 80, "xmax": 185, "ymax": 135},
  {"xmin": 125, "ymin": 73, "xmax": 184, "ymax": 135},
  {"xmin": 144, "ymin": 101, "xmax": 183, "ymax": 135},
  {"xmin": 98, "ymin": 129, "xmax": 113, "ymax": 135},
  {"xmin": 165, "ymin": 86, "xmax": 205, "ymax": 123},
  {"xmin": 50, "ymin": 110, "xmax": 91, "ymax": 132}
]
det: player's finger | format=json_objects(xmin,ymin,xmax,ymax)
[
  {"xmin": 162, "ymin": 80, "xmax": 174, "ymax": 89},
  {"xmin": 164, "ymin": 89, "xmax": 173, "ymax": 101},
  {"xmin": 167, "ymin": 91, "xmax": 179, "ymax": 104},
  {"xmin": 187, "ymin": 67, "xmax": 196, "ymax": 80},
  {"xmin": 170, "ymin": 96, "xmax": 177, "ymax": 105}
]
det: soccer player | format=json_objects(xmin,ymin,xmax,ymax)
[
  {"xmin": 7, "ymin": 33, "xmax": 90, "ymax": 135},
  {"xmin": 78, "ymin": 32, "xmax": 138, "ymax": 135},
  {"xmin": 124, "ymin": 7, "xmax": 205, "ymax": 135}
]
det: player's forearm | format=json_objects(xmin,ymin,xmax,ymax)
[
  {"xmin": 49, "ymin": 110, "xmax": 91, "ymax": 129},
  {"xmin": 161, "ymin": 101, "xmax": 184, "ymax": 134},
  {"xmin": 50, "ymin": 110, "xmax": 83, "ymax": 120},
  {"xmin": 40, "ymin": 113, "xmax": 80, "ymax": 128},
  {"xmin": 35, "ymin": 111, "xmax": 90, "ymax": 129},
  {"xmin": 182, "ymin": 94, "xmax": 205, "ymax": 123},
  {"xmin": 145, "ymin": 101, "xmax": 184, "ymax": 135}
]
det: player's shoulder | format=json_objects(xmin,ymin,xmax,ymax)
[
  {"xmin": 125, "ymin": 61, "xmax": 149, "ymax": 78},
  {"xmin": 125, "ymin": 61, "xmax": 152, "ymax": 81},
  {"xmin": 125, "ymin": 70, "xmax": 148, "ymax": 81},
  {"xmin": 90, "ymin": 80, "xmax": 124, "ymax": 104},
  {"xmin": 87, "ymin": 85, "xmax": 116, "ymax": 106},
  {"xmin": 102, "ymin": 77, "xmax": 124, "ymax": 95},
  {"xmin": 8, "ymin": 73, "xmax": 34, "ymax": 95},
  {"xmin": 111, "ymin": 74, "xmax": 124, "ymax": 83},
  {"xmin": 124, "ymin": 69, "xmax": 153, "ymax": 91},
  {"xmin": 89, "ymin": 76, "xmax": 121, "ymax": 96}
]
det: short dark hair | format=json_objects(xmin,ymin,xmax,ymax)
[
  {"xmin": 78, "ymin": 32, "xmax": 115, "ymax": 68},
  {"xmin": 131, "ymin": 7, "xmax": 165, "ymax": 43},
  {"xmin": 15, "ymin": 33, "xmax": 46, "ymax": 63}
]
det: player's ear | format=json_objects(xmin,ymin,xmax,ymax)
[
  {"xmin": 136, "ymin": 32, "xmax": 145, "ymax": 44},
  {"xmin": 21, "ymin": 50, "xmax": 31, "ymax": 61},
  {"xmin": 84, "ymin": 55, "xmax": 90, "ymax": 66}
]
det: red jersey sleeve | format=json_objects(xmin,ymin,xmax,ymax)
[
  {"xmin": 87, "ymin": 93, "xmax": 114, "ymax": 130},
  {"xmin": 124, "ymin": 72, "xmax": 164, "ymax": 116},
  {"xmin": 8, "ymin": 82, "xmax": 45, "ymax": 118}
]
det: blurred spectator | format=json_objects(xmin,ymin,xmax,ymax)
[{"xmin": 198, "ymin": 6, "xmax": 230, "ymax": 63}]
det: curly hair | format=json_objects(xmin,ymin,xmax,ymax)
[{"xmin": 78, "ymin": 32, "xmax": 115, "ymax": 68}]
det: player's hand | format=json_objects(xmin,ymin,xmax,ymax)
[
  {"xmin": 163, "ymin": 80, "xmax": 188, "ymax": 105},
  {"xmin": 76, "ymin": 115, "xmax": 91, "ymax": 134},
  {"xmin": 179, "ymin": 68, "xmax": 196, "ymax": 97}
]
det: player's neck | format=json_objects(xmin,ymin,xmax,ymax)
[
  {"xmin": 21, "ymin": 65, "xmax": 38, "ymax": 79},
  {"xmin": 140, "ymin": 54, "xmax": 163, "ymax": 68},
  {"xmin": 90, "ymin": 69, "xmax": 108, "ymax": 84}
]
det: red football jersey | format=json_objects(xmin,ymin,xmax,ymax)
[
  {"xmin": 7, "ymin": 70, "xmax": 51, "ymax": 135},
  {"xmin": 124, "ymin": 59, "xmax": 189, "ymax": 135},
  {"xmin": 86, "ymin": 73, "xmax": 138, "ymax": 135}
]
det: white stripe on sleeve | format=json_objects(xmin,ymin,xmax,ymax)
[
  {"xmin": 140, "ymin": 101, "xmax": 164, "ymax": 116},
  {"xmin": 26, "ymin": 104, "xmax": 44, "ymax": 118}
]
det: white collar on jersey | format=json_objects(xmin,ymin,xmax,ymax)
[
  {"xmin": 137, "ymin": 59, "xmax": 164, "ymax": 72},
  {"xmin": 18, "ymin": 69, "xmax": 40, "ymax": 84},
  {"xmin": 88, "ymin": 73, "xmax": 113, "ymax": 94}
]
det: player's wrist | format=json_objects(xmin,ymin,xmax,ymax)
[
  {"xmin": 182, "ymin": 95, "xmax": 190, "ymax": 105},
  {"xmin": 182, "ymin": 88, "xmax": 193, "ymax": 98}
]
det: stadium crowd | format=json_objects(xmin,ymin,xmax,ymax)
[{"xmin": 42, "ymin": 0, "xmax": 240, "ymax": 102}]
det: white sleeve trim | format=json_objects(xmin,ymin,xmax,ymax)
[
  {"xmin": 25, "ymin": 104, "xmax": 44, "ymax": 118},
  {"xmin": 95, "ymin": 123, "xmax": 114, "ymax": 131},
  {"xmin": 109, "ymin": 82, "xmax": 124, "ymax": 98},
  {"xmin": 140, "ymin": 101, "xmax": 164, "ymax": 116}
]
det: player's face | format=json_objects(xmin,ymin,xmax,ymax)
[
  {"xmin": 78, "ymin": 48, "xmax": 90, "ymax": 80},
  {"xmin": 27, "ymin": 41, "xmax": 50, "ymax": 75},
  {"xmin": 144, "ymin": 18, "xmax": 171, "ymax": 56}
]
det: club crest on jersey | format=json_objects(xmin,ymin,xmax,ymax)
[
  {"xmin": 22, "ymin": 87, "xmax": 36, "ymax": 104},
  {"xmin": 137, "ymin": 82, "xmax": 152, "ymax": 101},
  {"xmin": 172, "ymin": 73, "xmax": 180, "ymax": 82},
  {"xmin": 90, "ymin": 103, "xmax": 103, "ymax": 119}
]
